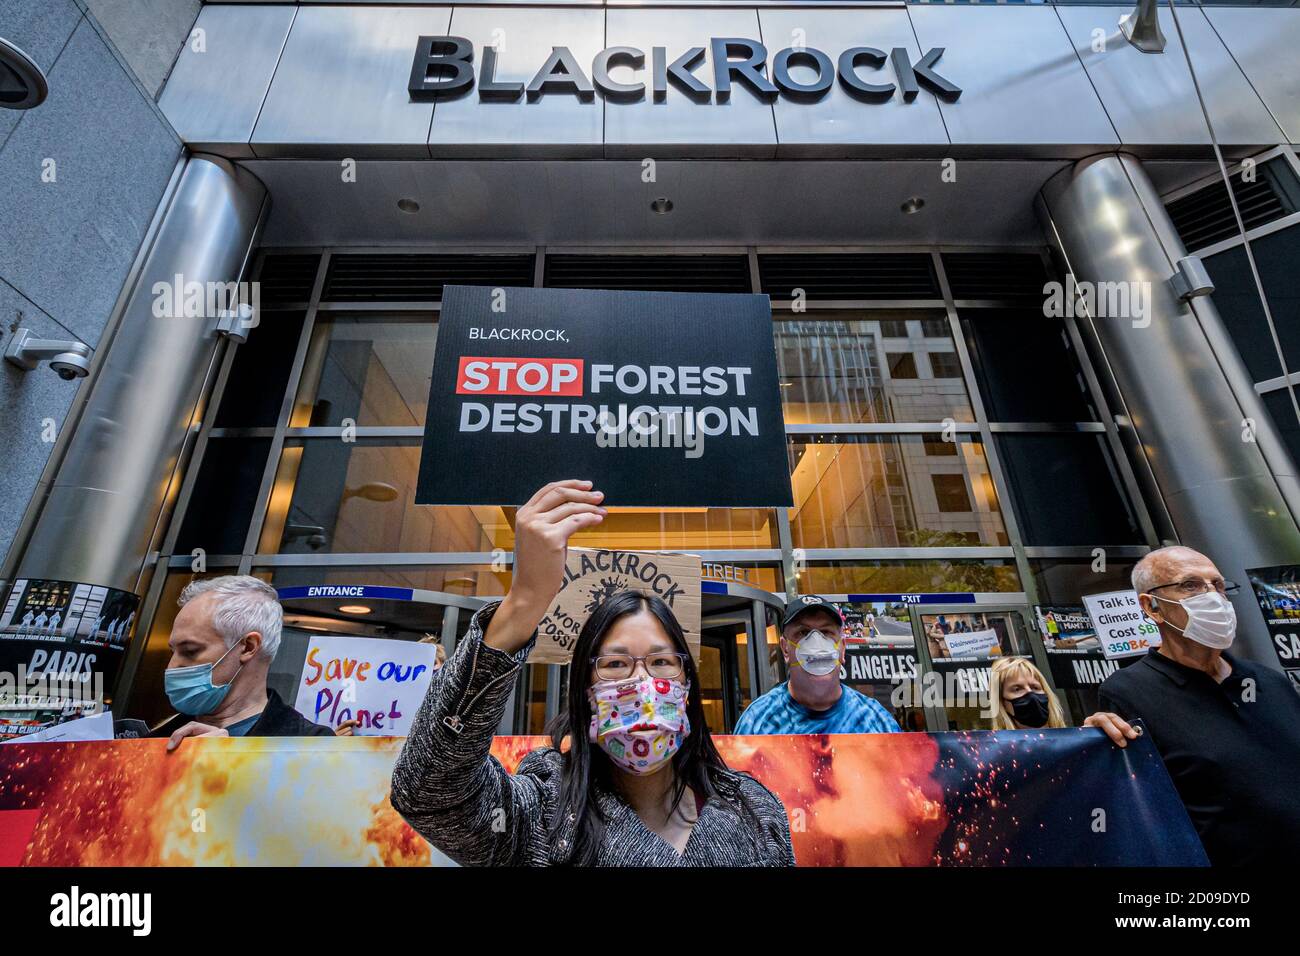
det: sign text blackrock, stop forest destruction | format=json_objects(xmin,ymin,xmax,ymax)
[{"xmin": 416, "ymin": 285, "xmax": 792, "ymax": 507}]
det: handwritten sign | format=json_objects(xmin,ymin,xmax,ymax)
[
  {"xmin": 531, "ymin": 548, "xmax": 701, "ymax": 664},
  {"xmin": 1083, "ymin": 590, "xmax": 1162, "ymax": 660},
  {"xmin": 294, "ymin": 635, "xmax": 438, "ymax": 736}
]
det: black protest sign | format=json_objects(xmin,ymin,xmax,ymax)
[{"xmin": 415, "ymin": 285, "xmax": 792, "ymax": 507}]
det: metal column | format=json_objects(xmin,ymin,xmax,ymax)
[
  {"xmin": 1037, "ymin": 153, "xmax": 1300, "ymax": 669},
  {"xmin": 13, "ymin": 155, "xmax": 269, "ymax": 592}
]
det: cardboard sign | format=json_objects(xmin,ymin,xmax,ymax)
[
  {"xmin": 416, "ymin": 285, "xmax": 792, "ymax": 507},
  {"xmin": 530, "ymin": 548, "xmax": 701, "ymax": 664},
  {"xmin": 1083, "ymin": 590, "xmax": 1162, "ymax": 659},
  {"xmin": 294, "ymin": 635, "xmax": 439, "ymax": 735}
]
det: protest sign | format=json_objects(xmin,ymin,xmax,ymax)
[
  {"xmin": 530, "ymin": 547, "xmax": 701, "ymax": 664},
  {"xmin": 416, "ymin": 285, "xmax": 791, "ymax": 507},
  {"xmin": 294, "ymin": 635, "xmax": 439, "ymax": 735},
  {"xmin": 1083, "ymin": 590, "xmax": 1161, "ymax": 659}
]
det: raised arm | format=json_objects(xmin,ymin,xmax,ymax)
[{"xmin": 389, "ymin": 480, "xmax": 605, "ymax": 866}]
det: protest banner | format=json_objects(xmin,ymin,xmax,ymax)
[{"xmin": 0, "ymin": 727, "xmax": 1205, "ymax": 867}]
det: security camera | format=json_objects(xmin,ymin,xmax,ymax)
[
  {"xmin": 50, "ymin": 352, "xmax": 92, "ymax": 380},
  {"xmin": 4, "ymin": 329, "xmax": 93, "ymax": 380}
]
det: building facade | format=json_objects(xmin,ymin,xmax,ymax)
[{"xmin": 2, "ymin": 0, "xmax": 1299, "ymax": 735}]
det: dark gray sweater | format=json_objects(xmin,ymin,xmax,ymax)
[{"xmin": 390, "ymin": 602, "xmax": 796, "ymax": 866}]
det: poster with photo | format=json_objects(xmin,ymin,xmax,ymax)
[
  {"xmin": 1033, "ymin": 605, "xmax": 1128, "ymax": 689},
  {"xmin": 0, "ymin": 578, "xmax": 136, "ymax": 715},
  {"xmin": 1245, "ymin": 565, "xmax": 1300, "ymax": 689},
  {"xmin": 834, "ymin": 600, "xmax": 918, "ymax": 689}
]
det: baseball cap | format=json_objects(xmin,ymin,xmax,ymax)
[{"xmin": 781, "ymin": 594, "xmax": 844, "ymax": 631}]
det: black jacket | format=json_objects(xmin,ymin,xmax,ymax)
[{"xmin": 154, "ymin": 689, "xmax": 335, "ymax": 738}]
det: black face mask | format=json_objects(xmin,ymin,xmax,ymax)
[{"xmin": 1008, "ymin": 691, "xmax": 1051, "ymax": 728}]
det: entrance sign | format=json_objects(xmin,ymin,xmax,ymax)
[
  {"xmin": 417, "ymin": 285, "xmax": 792, "ymax": 507},
  {"xmin": 531, "ymin": 548, "xmax": 701, "ymax": 664},
  {"xmin": 1083, "ymin": 590, "xmax": 1161, "ymax": 660},
  {"xmin": 294, "ymin": 635, "xmax": 439, "ymax": 736},
  {"xmin": 1245, "ymin": 565, "xmax": 1300, "ymax": 690}
]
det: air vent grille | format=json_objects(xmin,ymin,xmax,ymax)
[
  {"xmin": 758, "ymin": 253, "xmax": 940, "ymax": 300},
  {"xmin": 942, "ymin": 253, "xmax": 1051, "ymax": 300},
  {"xmin": 256, "ymin": 254, "xmax": 319, "ymax": 303},
  {"xmin": 1167, "ymin": 165, "xmax": 1295, "ymax": 252},
  {"xmin": 543, "ymin": 255, "xmax": 751, "ymax": 294},
  {"xmin": 323, "ymin": 254, "xmax": 535, "ymax": 302}
]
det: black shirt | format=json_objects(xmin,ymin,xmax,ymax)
[{"xmin": 1099, "ymin": 647, "xmax": 1300, "ymax": 866}]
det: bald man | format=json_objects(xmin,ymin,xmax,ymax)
[{"xmin": 1098, "ymin": 545, "xmax": 1300, "ymax": 866}]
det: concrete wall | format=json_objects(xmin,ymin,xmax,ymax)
[{"xmin": 0, "ymin": 0, "xmax": 195, "ymax": 569}]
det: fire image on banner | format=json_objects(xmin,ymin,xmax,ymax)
[
  {"xmin": 416, "ymin": 285, "xmax": 792, "ymax": 507},
  {"xmin": 0, "ymin": 729, "xmax": 1206, "ymax": 867},
  {"xmin": 1245, "ymin": 565, "xmax": 1300, "ymax": 690}
]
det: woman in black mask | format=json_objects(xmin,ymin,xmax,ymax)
[
  {"xmin": 988, "ymin": 656, "xmax": 1138, "ymax": 746},
  {"xmin": 989, "ymin": 656, "xmax": 1066, "ymax": 730}
]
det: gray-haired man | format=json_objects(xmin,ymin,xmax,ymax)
[
  {"xmin": 1098, "ymin": 545, "xmax": 1300, "ymax": 866},
  {"xmin": 157, "ymin": 575, "xmax": 333, "ymax": 749}
]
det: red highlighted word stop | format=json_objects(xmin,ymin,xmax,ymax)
[{"xmin": 456, "ymin": 357, "xmax": 584, "ymax": 396}]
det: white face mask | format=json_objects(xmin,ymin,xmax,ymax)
[
  {"xmin": 793, "ymin": 630, "xmax": 842, "ymax": 677},
  {"xmin": 1156, "ymin": 590, "xmax": 1237, "ymax": 650}
]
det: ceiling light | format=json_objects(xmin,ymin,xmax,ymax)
[
  {"xmin": 397, "ymin": 198, "xmax": 420, "ymax": 214},
  {"xmin": 650, "ymin": 197, "xmax": 673, "ymax": 215},
  {"xmin": 900, "ymin": 197, "xmax": 925, "ymax": 215},
  {"xmin": 339, "ymin": 605, "xmax": 372, "ymax": 615}
]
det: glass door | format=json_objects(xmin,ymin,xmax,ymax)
[{"xmin": 908, "ymin": 604, "xmax": 1042, "ymax": 731}]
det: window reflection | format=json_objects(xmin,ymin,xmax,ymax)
[
  {"xmin": 788, "ymin": 436, "xmax": 1006, "ymax": 550},
  {"xmin": 292, "ymin": 314, "xmax": 437, "ymax": 427},
  {"xmin": 260, "ymin": 441, "xmax": 777, "ymax": 554},
  {"xmin": 774, "ymin": 313, "xmax": 974, "ymax": 425}
]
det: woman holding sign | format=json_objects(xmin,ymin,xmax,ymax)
[{"xmin": 391, "ymin": 480, "xmax": 794, "ymax": 866}]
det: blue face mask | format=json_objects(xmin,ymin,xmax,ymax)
[{"xmin": 164, "ymin": 639, "xmax": 245, "ymax": 716}]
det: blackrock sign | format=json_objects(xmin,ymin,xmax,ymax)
[
  {"xmin": 415, "ymin": 285, "xmax": 793, "ymax": 508},
  {"xmin": 409, "ymin": 36, "xmax": 961, "ymax": 104}
]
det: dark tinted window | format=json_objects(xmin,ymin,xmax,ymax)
[
  {"xmin": 995, "ymin": 434, "xmax": 1142, "ymax": 545},
  {"xmin": 962, "ymin": 309, "xmax": 1098, "ymax": 422},
  {"xmin": 1203, "ymin": 226, "xmax": 1300, "ymax": 383}
]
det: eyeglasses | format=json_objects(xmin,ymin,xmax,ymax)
[
  {"xmin": 591, "ymin": 653, "xmax": 688, "ymax": 682},
  {"xmin": 1147, "ymin": 578, "xmax": 1240, "ymax": 598}
]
